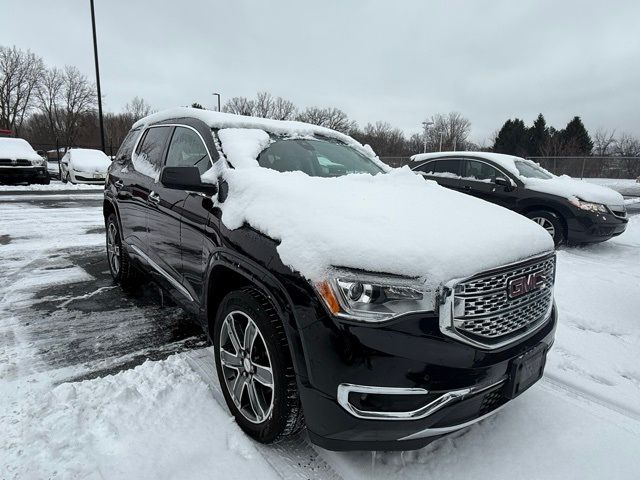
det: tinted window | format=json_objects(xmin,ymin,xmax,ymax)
[
  {"xmin": 433, "ymin": 159, "xmax": 461, "ymax": 176},
  {"xmin": 515, "ymin": 160, "xmax": 553, "ymax": 179},
  {"xmin": 257, "ymin": 138, "xmax": 382, "ymax": 177},
  {"xmin": 166, "ymin": 127, "xmax": 211, "ymax": 175},
  {"xmin": 135, "ymin": 126, "xmax": 171, "ymax": 171},
  {"xmin": 116, "ymin": 128, "xmax": 141, "ymax": 161},
  {"xmin": 464, "ymin": 160, "xmax": 500, "ymax": 181}
]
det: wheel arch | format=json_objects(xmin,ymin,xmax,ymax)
[{"xmin": 520, "ymin": 204, "xmax": 568, "ymax": 240}]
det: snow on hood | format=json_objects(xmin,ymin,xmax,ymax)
[
  {"xmin": 220, "ymin": 167, "xmax": 554, "ymax": 285},
  {"xmin": 0, "ymin": 138, "xmax": 42, "ymax": 162},
  {"xmin": 66, "ymin": 148, "xmax": 111, "ymax": 173},
  {"xmin": 411, "ymin": 151, "xmax": 624, "ymax": 206}
]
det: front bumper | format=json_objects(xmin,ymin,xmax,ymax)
[
  {"xmin": 71, "ymin": 170, "xmax": 106, "ymax": 184},
  {"xmin": 297, "ymin": 305, "xmax": 557, "ymax": 451},
  {"xmin": 566, "ymin": 208, "xmax": 628, "ymax": 243},
  {"xmin": 0, "ymin": 166, "xmax": 49, "ymax": 183}
]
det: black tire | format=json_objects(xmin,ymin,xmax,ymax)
[
  {"xmin": 526, "ymin": 209, "xmax": 565, "ymax": 246},
  {"xmin": 213, "ymin": 287, "xmax": 304, "ymax": 444},
  {"xmin": 106, "ymin": 213, "xmax": 139, "ymax": 291}
]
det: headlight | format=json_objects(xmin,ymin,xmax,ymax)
[
  {"xmin": 569, "ymin": 197, "xmax": 607, "ymax": 213},
  {"xmin": 315, "ymin": 271, "xmax": 435, "ymax": 322}
]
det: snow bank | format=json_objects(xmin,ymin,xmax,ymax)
[
  {"xmin": 0, "ymin": 137, "xmax": 42, "ymax": 162},
  {"xmin": 133, "ymin": 107, "xmax": 391, "ymax": 172},
  {"xmin": 2, "ymin": 356, "xmax": 280, "ymax": 479},
  {"xmin": 66, "ymin": 148, "xmax": 112, "ymax": 173},
  {"xmin": 411, "ymin": 152, "xmax": 624, "ymax": 205},
  {"xmin": 221, "ymin": 167, "xmax": 553, "ymax": 283}
]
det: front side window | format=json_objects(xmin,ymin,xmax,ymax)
[
  {"xmin": 464, "ymin": 160, "xmax": 501, "ymax": 181},
  {"xmin": 116, "ymin": 128, "xmax": 141, "ymax": 162},
  {"xmin": 257, "ymin": 138, "xmax": 383, "ymax": 177},
  {"xmin": 514, "ymin": 160, "xmax": 553, "ymax": 179},
  {"xmin": 166, "ymin": 127, "xmax": 211, "ymax": 175},
  {"xmin": 135, "ymin": 126, "xmax": 172, "ymax": 172}
]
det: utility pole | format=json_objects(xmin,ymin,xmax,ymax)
[
  {"xmin": 439, "ymin": 131, "xmax": 444, "ymax": 152},
  {"xmin": 90, "ymin": 0, "xmax": 105, "ymax": 152},
  {"xmin": 422, "ymin": 120, "xmax": 434, "ymax": 153},
  {"xmin": 212, "ymin": 92, "xmax": 221, "ymax": 112}
]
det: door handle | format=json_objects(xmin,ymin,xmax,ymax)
[
  {"xmin": 114, "ymin": 180, "xmax": 124, "ymax": 188},
  {"xmin": 148, "ymin": 191, "xmax": 160, "ymax": 204}
]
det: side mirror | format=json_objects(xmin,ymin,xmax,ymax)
[
  {"xmin": 494, "ymin": 176, "xmax": 514, "ymax": 190},
  {"xmin": 160, "ymin": 166, "xmax": 218, "ymax": 195}
]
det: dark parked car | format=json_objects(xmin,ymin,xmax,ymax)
[
  {"xmin": 411, "ymin": 152, "xmax": 628, "ymax": 245},
  {"xmin": 104, "ymin": 109, "xmax": 557, "ymax": 451},
  {"xmin": 0, "ymin": 138, "xmax": 50, "ymax": 185}
]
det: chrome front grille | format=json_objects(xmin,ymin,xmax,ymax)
[
  {"xmin": 0, "ymin": 158, "xmax": 30, "ymax": 166},
  {"xmin": 439, "ymin": 253, "xmax": 555, "ymax": 349}
]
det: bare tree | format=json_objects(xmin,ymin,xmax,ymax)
[
  {"xmin": 222, "ymin": 96, "xmax": 255, "ymax": 116},
  {"xmin": 271, "ymin": 96, "xmax": 296, "ymax": 120},
  {"xmin": 125, "ymin": 96, "xmax": 153, "ymax": 120},
  {"xmin": 351, "ymin": 122, "xmax": 407, "ymax": 156},
  {"xmin": 614, "ymin": 132, "xmax": 640, "ymax": 177},
  {"xmin": 254, "ymin": 91, "xmax": 274, "ymax": 118},
  {"xmin": 593, "ymin": 128, "xmax": 616, "ymax": 156},
  {"xmin": 424, "ymin": 112, "xmax": 472, "ymax": 151},
  {"xmin": 0, "ymin": 45, "xmax": 44, "ymax": 133},
  {"xmin": 296, "ymin": 106, "xmax": 353, "ymax": 133},
  {"xmin": 36, "ymin": 67, "xmax": 64, "ymax": 142}
]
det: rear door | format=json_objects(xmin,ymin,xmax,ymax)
[{"xmin": 416, "ymin": 158, "xmax": 466, "ymax": 193}]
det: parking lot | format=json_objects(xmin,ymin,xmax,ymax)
[{"xmin": 1, "ymin": 186, "xmax": 639, "ymax": 479}]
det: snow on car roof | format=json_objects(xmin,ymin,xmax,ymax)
[
  {"xmin": 0, "ymin": 137, "xmax": 42, "ymax": 161},
  {"xmin": 133, "ymin": 107, "xmax": 390, "ymax": 171},
  {"xmin": 411, "ymin": 151, "xmax": 522, "ymax": 176}
]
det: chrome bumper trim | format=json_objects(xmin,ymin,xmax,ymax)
[{"xmin": 337, "ymin": 379, "xmax": 505, "ymax": 421}]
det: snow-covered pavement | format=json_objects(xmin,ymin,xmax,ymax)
[{"xmin": 1, "ymin": 194, "xmax": 640, "ymax": 479}]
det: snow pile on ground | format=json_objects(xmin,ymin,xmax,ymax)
[
  {"xmin": 218, "ymin": 128, "xmax": 271, "ymax": 169},
  {"xmin": 220, "ymin": 166, "xmax": 553, "ymax": 283},
  {"xmin": 0, "ymin": 181, "xmax": 102, "ymax": 192},
  {"xmin": 66, "ymin": 148, "xmax": 112, "ymax": 173},
  {"xmin": 1, "ymin": 356, "xmax": 280, "ymax": 479},
  {"xmin": 0, "ymin": 137, "xmax": 43, "ymax": 162},
  {"xmin": 411, "ymin": 152, "xmax": 624, "ymax": 205}
]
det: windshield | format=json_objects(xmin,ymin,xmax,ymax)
[
  {"xmin": 257, "ymin": 138, "xmax": 383, "ymax": 177},
  {"xmin": 514, "ymin": 160, "xmax": 553, "ymax": 179}
]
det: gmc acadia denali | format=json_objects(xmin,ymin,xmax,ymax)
[{"xmin": 104, "ymin": 108, "xmax": 557, "ymax": 451}]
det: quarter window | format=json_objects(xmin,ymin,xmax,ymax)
[{"xmin": 166, "ymin": 127, "xmax": 211, "ymax": 175}]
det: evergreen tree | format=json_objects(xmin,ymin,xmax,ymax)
[
  {"xmin": 528, "ymin": 113, "xmax": 550, "ymax": 157},
  {"xmin": 493, "ymin": 118, "xmax": 529, "ymax": 156},
  {"xmin": 559, "ymin": 116, "xmax": 593, "ymax": 155},
  {"xmin": 191, "ymin": 102, "xmax": 204, "ymax": 109}
]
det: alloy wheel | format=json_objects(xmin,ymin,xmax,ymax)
[
  {"xmin": 532, "ymin": 216, "xmax": 556, "ymax": 238},
  {"xmin": 106, "ymin": 222, "xmax": 121, "ymax": 276},
  {"xmin": 219, "ymin": 310, "xmax": 274, "ymax": 424}
]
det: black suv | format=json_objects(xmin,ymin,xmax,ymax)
[
  {"xmin": 104, "ymin": 109, "xmax": 557, "ymax": 451},
  {"xmin": 411, "ymin": 152, "xmax": 628, "ymax": 245}
]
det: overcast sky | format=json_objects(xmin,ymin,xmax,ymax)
[{"xmin": 2, "ymin": 0, "xmax": 639, "ymax": 143}]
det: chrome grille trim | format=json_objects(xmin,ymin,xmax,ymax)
[{"xmin": 439, "ymin": 252, "xmax": 556, "ymax": 349}]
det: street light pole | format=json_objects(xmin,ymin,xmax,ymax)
[
  {"xmin": 212, "ymin": 92, "xmax": 221, "ymax": 112},
  {"xmin": 422, "ymin": 120, "xmax": 434, "ymax": 153},
  {"xmin": 439, "ymin": 131, "xmax": 444, "ymax": 152},
  {"xmin": 90, "ymin": 0, "xmax": 105, "ymax": 152}
]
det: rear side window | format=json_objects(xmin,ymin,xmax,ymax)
[
  {"xmin": 165, "ymin": 127, "xmax": 212, "ymax": 175},
  {"xmin": 115, "ymin": 128, "xmax": 141, "ymax": 162},
  {"xmin": 432, "ymin": 159, "xmax": 462, "ymax": 176},
  {"xmin": 135, "ymin": 126, "xmax": 172, "ymax": 173},
  {"xmin": 464, "ymin": 160, "xmax": 500, "ymax": 181}
]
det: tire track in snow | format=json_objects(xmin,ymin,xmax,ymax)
[{"xmin": 183, "ymin": 347, "xmax": 344, "ymax": 480}]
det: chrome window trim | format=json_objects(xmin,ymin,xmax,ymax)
[
  {"xmin": 337, "ymin": 379, "xmax": 505, "ymax": 421},
  {"xmin": 415, "ymin": 157, "xmax": 517, "ymax": 187},
  {"xmin": 439, "ymin": 251, "xmax": 555, "ymax": 350},
  {"xmin": 131, "ymin": 123, "xmax": 215, "ymax": 178},
  {"xmin": 130, "ymin": 244, "xmax": 193, "ymax": 302}
]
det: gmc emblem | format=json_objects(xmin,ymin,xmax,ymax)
[{"xmin": 508, "ymin": 272, "xmax": 544, "ymax": 298}]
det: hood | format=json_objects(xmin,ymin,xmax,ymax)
[
  {"xmin": 0, "ymin": 138, "xmax": 42, "ymax": 162},
  {"xmin": 68, "ymin": 149, "xmax": 111, "ymax": 173},
  {"xmin": 219, "ymin": 167, "xmax": 554, "ymax": 286},
  {"xmin": 524, "ymin": 175, "xmax": 624, "ymax": 206}
]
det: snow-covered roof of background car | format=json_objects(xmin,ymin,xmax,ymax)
[
  {"xmin": 133, "ymin": 107, "xmax": 389, "ymax": 171},
  {"xmin": 411, "ymin": 151, "xmax": 522, "ymax": 176}
]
